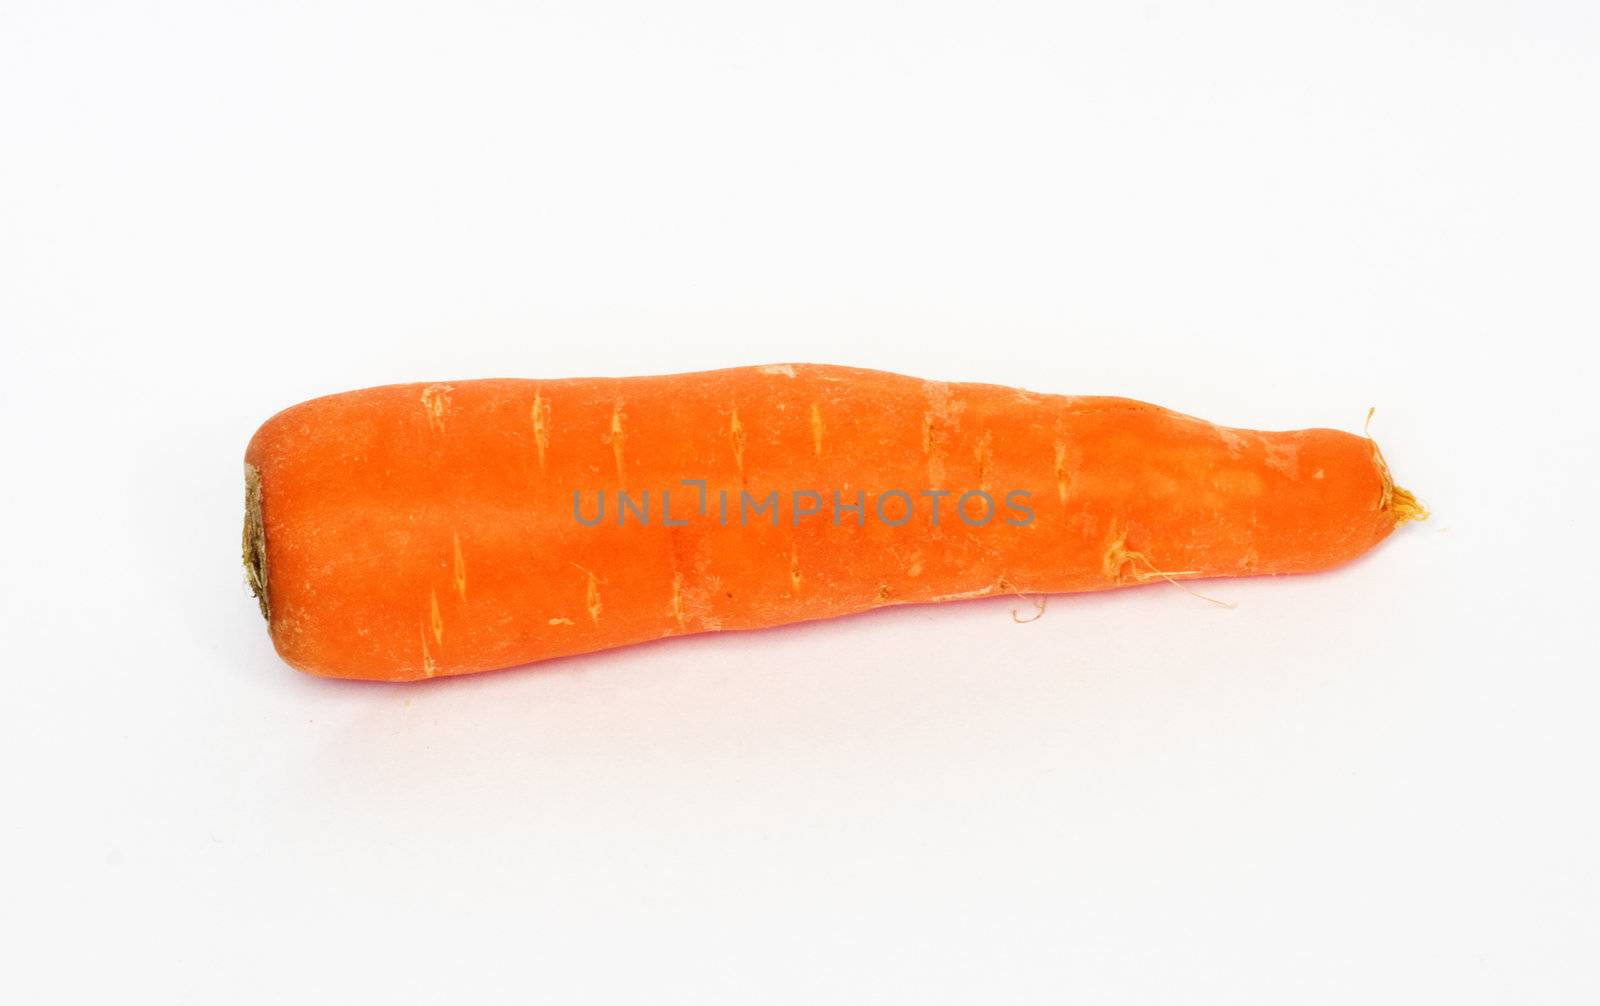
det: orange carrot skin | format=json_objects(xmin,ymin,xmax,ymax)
[{"xmin": 244, "ymin": 364, "xmax": 1417, "ymax": 681}]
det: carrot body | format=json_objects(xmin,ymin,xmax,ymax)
[{"xmin": 244, "ymin": 364, "xmax": 1421, "ymax": 681}]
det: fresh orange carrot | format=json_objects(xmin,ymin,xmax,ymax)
[{"xmin": 243, "ymin": 364, "xmax": 1424, "ymax": 681}]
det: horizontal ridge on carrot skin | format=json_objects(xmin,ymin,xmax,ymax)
[{"xmin": 242, "ymin": 363, "xmax": 1423, "ymax": 681}]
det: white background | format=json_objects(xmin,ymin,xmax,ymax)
[{"xmin": 3, "ymin": 2, "xmax": 1597, "ymax": 1002}]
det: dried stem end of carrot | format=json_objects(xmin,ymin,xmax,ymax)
[
  {"xmin": 1367, "ymin": 428, "xmax": 1427, "ymax": 526},
  {"xmin": 243, "ymin": 463, "xmax": 270, "ymax": 621},
  {"xmin": 1387, "ymin": 484, "xmax": 1429, "ymax": 524}
]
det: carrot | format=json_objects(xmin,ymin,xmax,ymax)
[{"xmin": 243, "ymin": 364, "xmax": 1424, "ymax": 681}]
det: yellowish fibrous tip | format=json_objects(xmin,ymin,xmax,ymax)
[{"xmin": 1388, "ymin": 484, "xmax": 1429, "ymax": 524}]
